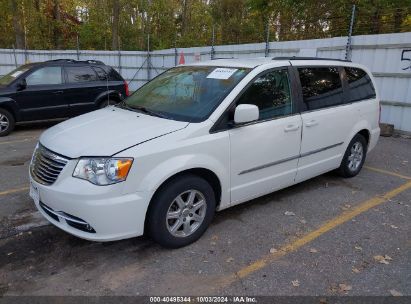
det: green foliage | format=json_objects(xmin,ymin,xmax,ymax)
[{"xmin": 1, "ymin": 0, "xmax": 410, "ymax": 51}]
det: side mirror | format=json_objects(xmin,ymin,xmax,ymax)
[
  {"xmin": 16, "ymin": 79, "xmax": 27, "ymax": 91},
  {"xmin": 234, "ymin": 104, "xmax": 259, "ymax": 124}
]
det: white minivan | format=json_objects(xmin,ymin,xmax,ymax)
[{"xmin": 29, "ymin": 57, "xmax": 380, "ymax": 248}]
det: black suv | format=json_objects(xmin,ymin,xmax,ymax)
[{"xmin": 0, "ymin": 59, "xmax": 129, "ymax": 136}]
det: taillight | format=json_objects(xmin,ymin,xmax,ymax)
[{"xmin": 124, "ymin": 81, "xmax": 130, "ymax": 97}]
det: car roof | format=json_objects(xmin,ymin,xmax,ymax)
[{"xmin": 189, "ymin": 57, "xmax": 365, "ymax": 69}]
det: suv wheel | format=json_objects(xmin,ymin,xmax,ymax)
[
  {"xmin": 0, "ymin": 109, "xmax": 15, "ymax": 137},
  {"xmin": 99, "ymin": 98, "xmax": 119, "ymax": 108},
  {"xmin": 147, "ymin": 174, "xmax": 216, "ymax": 248},
  {"xmin": 338, "ymin": 134, "xmax": 367, "ymax": 178}
]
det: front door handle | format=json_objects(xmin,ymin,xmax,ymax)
[
  {"xmin": 284, "ymin": 124, "xmax": 300, "ymax": 132},
  {"xmin": 305, "ymin": 120, "xmax": 318, "ymax": 127},
  {"xmin": 53, "ymin": 90, "xmax": 63, "ymax": 94}
]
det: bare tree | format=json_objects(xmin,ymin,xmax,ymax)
[
  {"xmin": 112, "ymin": 0, "xmax": 120, "ymax": 50},
  {"xmin": 10, "ymin": 0, "xmax": 25, "ymax": 49}
]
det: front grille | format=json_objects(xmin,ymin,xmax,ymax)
[{"xmin": 31, "ymin": 144, "xmax": 69, "ymax": 185}]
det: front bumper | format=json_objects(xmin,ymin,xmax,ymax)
[{"xmin": 30, "ymin": 161, "xmax": 153, "ymax": 242}]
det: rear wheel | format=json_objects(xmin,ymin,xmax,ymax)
[
  {"xmin": 147, "ymin": 174, "xmax": 216, "ymax": 248},
  {"xmin": 338, "ymin": 134, "xmax": 367, "ymax": 178},
  {"xmin": 0, "ymin": 109, "xmax": 15, "ymax": 137},
  {"xmin": 99, "ymin": 97, "xmax": 119, "ymax": 108}
]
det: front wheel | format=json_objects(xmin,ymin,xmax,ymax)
[
  {"xmin": 0, "ymin": 109, "xmax": 15, "ymax": 137},
  {"xmin": 338, "ymin": 134, "xmax": 367, "ymax": 178},
  {"xmin": 147, "ymin": 174, "xmax": 216, "ymax": 248}
]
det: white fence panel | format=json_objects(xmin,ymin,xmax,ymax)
[{"xmin": 0, "ymin": 32, "xmax": 410, "ymax": 131}]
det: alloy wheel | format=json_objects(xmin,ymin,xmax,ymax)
[
  {"xmin": 347, "ymin": 141, "xmax": 363, "ymax": 172},
  {"xmin": 166, "ymin": 189, "xmax": 207, "ymax": 238},
  {"xmin": 0, "ymin": 114, "xmax": 9, "ymax": 133}
]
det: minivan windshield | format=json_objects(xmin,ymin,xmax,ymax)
[
  {"xmin": 0, "ymin": 65, "xmax": 30, "ymax": 86},
  {"xmin": 122, "ymin": 66, "xmax": 250, "ymax": 122}
]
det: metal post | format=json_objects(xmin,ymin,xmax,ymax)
[
  {"xmin": 345, "ymin": 4, "xmax": 356, "ymax": 61},
  {"xmin": 118, "ymin": 35, "xmax": 122, "ymax": 75},
  {"xmin": 174, "ymin": 34, "xmax": 178, "ymax": 66},
  {"xmin": 12, "ymin": 44, "xmax": 18, "ymax": 68},
  {"xmin": 147, "ymin": 34, "xmax": 151, "ymax": 80},
  {"xmin": 265, "ymin": 20, "xmax": 270, "ymax": 57},
  {"xmin": 76, "ymin": 34, "xmax": 80, "ymax": 60},
  {"xmin": 210, "ymin": 25, "xmax": 216, "ymax": 60}
]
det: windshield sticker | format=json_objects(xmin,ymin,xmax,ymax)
[
  {"xmin": 11, "ymin": 70, "xmax": 24, "ymax": 78},
  {"xmin": 207, "ymin": 68, "xmax": 238, "ymax": 80}
]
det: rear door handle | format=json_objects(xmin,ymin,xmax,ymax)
[
  {"xmin": 284, "ymin": 124, "xmax": 300, "ymax": 132},
  {"xmin": 305, "ymin": 120, "xmax": 318, "ymax": 127},
  {"xmin": 53, "ymin": 90, "xmax": 63, "ymax": 94}
]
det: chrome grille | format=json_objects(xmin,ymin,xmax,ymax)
[{"xmin": 30, "ymin": 144, "xmax": 69, "ymax": 185}]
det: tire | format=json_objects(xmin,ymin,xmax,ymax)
[
  {"xmin": 338, "ymin": 134, "xmax": 367, "ymax": 178},
  {"xmin": 98, "ymin": 97, "xmax": 119, "ymax": 109},
  {"xmin": 147, "ymin": 174, "xmax": 216, "ymax": 248},
  {"xmin": 0, "ymin": 108, "xmax": 15, "ymax": 137}
]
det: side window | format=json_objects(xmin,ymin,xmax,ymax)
[
  {"xmin": 345, "ymin": 67, "xmax": 376, "ymax": 102},
  {"xmin": 298, "ymin": 67, "xmax": 343, "ymax": 110},
  {"xmin": 92, "ymin": 66, "xmax": 108, "ymax": 81},
  {"xmin": 26, "ymin": 67, "xmax": 62, "ymax": 85},
  {"xmin": 237, "ymin": 69, "xmax": 293, "ymax": 120},
  {"xmin": 65, "ymin": 66, "xmax": 98, "ymax": 83}
]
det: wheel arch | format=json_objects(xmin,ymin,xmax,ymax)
[{"xmin": 144, "ymin": 167, "xmax": 222, "ymax": 232}]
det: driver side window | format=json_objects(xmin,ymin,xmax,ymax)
[{"xmin": 237, "ymin": 69, "xmax": 292, "ymax": 120}]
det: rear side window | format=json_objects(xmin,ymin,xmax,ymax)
[
  {"xmin": 92, "ymin": 66, "xmax": 108, "ymax": 81},
  {"xmin": 65, "ymin": 66, "xmax": 98, "ymax": 83},
  {"xmin": 237, "ymin": 69, "xmax": 293, "ymax": 120},
  {"xmin": 345, "ymin": 67, "xmax": 376, "ymax": 102},
  {"xmin": 105, "ymin": 67, "xmax": 123, "ymax": 81},
  {"xmin": 298, "ymin": 67, "xmax": 343, "ymax": 110}
]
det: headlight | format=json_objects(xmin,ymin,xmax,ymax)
[{"xmin": 73, "ymin": 158, "xmax": 133, "ymax": 185}]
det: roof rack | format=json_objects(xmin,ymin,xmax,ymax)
[
  {"xmin": 272, "ymin": 56, "xmax": 351, "ymax": 62},
  {"xmin": 46, "ymin": 59, "xmax": 105, "ymax": 65}
]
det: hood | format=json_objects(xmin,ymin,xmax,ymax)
[{"xmin": 40, "ymin": 107, "xmax": 189, "ymax": 158}]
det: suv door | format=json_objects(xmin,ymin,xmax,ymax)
[
  {"xmin": 228, "ymin": 68, "xmax": 302, "ymax": 205},
  {"xmin": 63, "ymin": 65, "xmax": 103, "ymax": 116},
  {"xmin": 14, "ymin": 66, "xmax": 68, "ymax": 120},
  {"xmin": 295, "ymin": 66, "xmax": 358, "ymax": 182}
]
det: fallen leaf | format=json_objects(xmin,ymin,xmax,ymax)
[
  {"xmin": 354, "ymin": 246, "xmax": 362, "ymax": 251},
  {"xmin": 389, "ymin": 289, "xmax": 403, "ymax": 296},
  {"xmin": 300, "ymin": 219, "xmax": 307, "ymax": 224},
  {"xmin": 390, "ymin": 225, "xmax": 398, "ymax": 229},
  {"xmin": 374, "ymin": 255, "xmax": 390, "ymax": 264},
  {"xmin": 339, "ymin": 283, "xmax": 352, "ymax": 292},
  {"xmin": 284, "ymin": 211, "xmax": 295, "ymax": 216},
  {"xmin": 352, "ymin": 267, "xmax": 360, "ymax": 273},
  {"xmin": 211, "ymin": 235, "xmax": 219, "ymax": 241},
  {"xmin": 291, "ymin": 280, "xmax": 300, "ymax": 287},
  {"xmin": 269, "ymin": 248, "xmax": 278, "ymax": 254},
  {"xmin": 384, "ymin": 255, "xmax": 393, "ymax": 261},
  {"xmin": 210, "ymin": 241, "xmax": 216, "ymax": 246},
  {"xmin": 7, "ymin": 252, "xmax": 14, "ymax": 256},
  {"xmin": 309, "ymin": 248, "xmax": 318, "ymax": 253},
  {"xmin": 226, "ymin": 257, "xmax": 234, "ymax": 263}
]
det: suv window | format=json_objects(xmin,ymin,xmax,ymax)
[
  {"xmin": 298, "ymin": 67, "xmax": 343, "ymax": 110},
  {"xmin": 65, "ymin": 66, "xmax": 98, "ymax": 83},
  {"xmin": 26, "ymin": 67, "xmax": 62, "ymax": 86},
  {"xmin": 237, "ymin": 69, "xmax": 292, "ymax": 120},
  {"xmin": 92, "ymin": 66, "xmax": 108, "ymax": 81},
  {"xmin": 345, "ymin": 67, "xmax": 376, "ymax": 102}
]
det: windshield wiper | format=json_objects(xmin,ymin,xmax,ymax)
[{"xmin": 120, "ymin": 103, "xmax": 169, "ymax": 119}]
